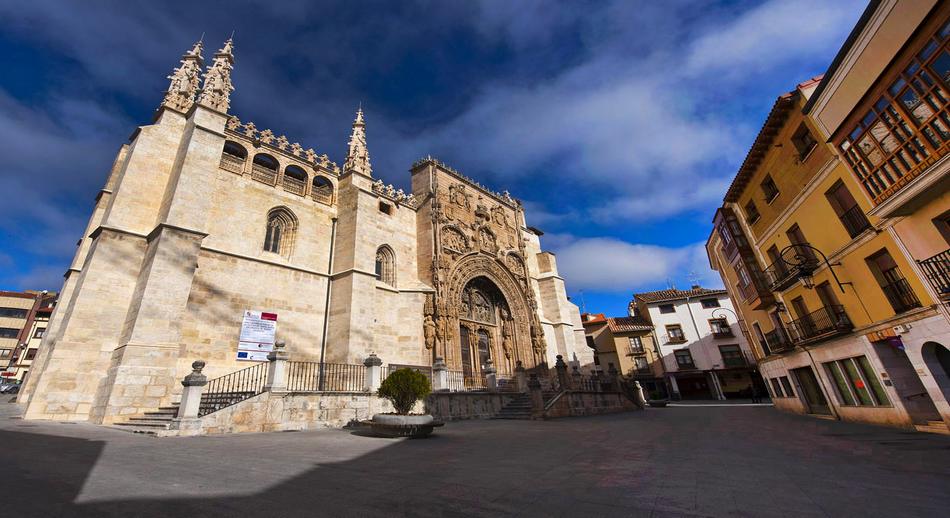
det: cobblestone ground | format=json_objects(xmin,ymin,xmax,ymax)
[{"xmin": 1, "ymin": 401, "xmax": 948, "ymax": 517}]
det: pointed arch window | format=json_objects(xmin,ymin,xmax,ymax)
[
  {"xmin": 375, "ymin": 245, "xmax": 396, "ymax": 286},
  {"xmin": 263, "ymin": 207, "xmax": 297, "ymax": 257}
]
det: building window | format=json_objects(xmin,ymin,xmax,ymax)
[
  {"xmin": 263, "ymin": 207, "xmax": 297, "ymax": 256},
  {"xmin": 658, "ymin": 304, "xmax": 675, "ymax": 314},
  {"xmin": 710, "ymin": 318, "xmax": 732, "ymax": 337},
  {"xmin": 744, "ymin": 200, "xmax": 761, "ymax": 224},
  {"xmin": 0, "ymin": 349, "xmax": 10, "ymax": 359},
  {"xmin": 634, "ymin": 356, "xmax": 650, "ymax": 373},
  {"xmin": 791, "ymin": 122, "xmax": 818, "ymax": 159},
  {"xmin": 219, "ymin": 140, "xmax": 247, "ymax": 174},
  {"xmin": 779, "ymin": 376, "xmax": 794, "ymax": 398},
  {"xmin": 0, "ymin": 328, "xmax": 18, "ymax": 339},
  {"xmin": 770, "ymin": 378, "xmax": 783, "ymax": 397},
  {"xmin": 585, "ymin": 336, "xmax": 596, "ymax": 350},
  {"xmin": 665, "ymin": 324, "xmax": 686, "ymax": 344},
  {"xmin": 700, "ymin": 298, "xmax": 720, "ymax": 308},
  {"xmin": 312, "ymin": 176, "xmax": 334, "ymax": 203},
  {"xmin": 282, "ymin": 165, "xmax": 308, "ymax": 196},
  {"xmin": 823, "ymin": 356, "xmax": 890, "ymax": 407},
  {"xmin": 33, "ymin": 328, "xmax": 45, "ymax": 339},
  {"xmin": 378, "ymin": 201, "xmax": 393, "ymax": 215},
  {"xmin": 761, "ymin": 174, "xmax": 779, "ymax": 203},
  {"xmin": 674, "ymin": 349, "xmax": 695, "ymax": 369},
  {"xmin": 251, "ymin": 153, "xmax": 279, "ymax": 185},
  {"xmin": 627, "ymin": 336, "xmax": 644, "ymax": 354},
  {"xmin": 752, "ymin": 322, "xmax": 771, "ymax": 357},
  {"xmin": 0, "ymin": 308, "xmax": 28, "ymax": 319},
  {"xmin": 594, "ymin": 354, "xmax": 601, "ymax": 366},
  {"xmin": 865, "ymin": 249, "xmax": 921, "ymax": 314},
  {"xmin": 718, "ymin": 345, "xmax": 745, "ymax": 367},
  {"xmin": 375, "ymin": 245, "xmax": 396, "ymax": 286},
  {"xmin": 25, "ymin": 349, "xmax": 37, "ymax": 361},
  {"xmin": 837, "ymin": 19, "xmax": 950, "ymax": 203},
  {"xmin": 824, "ymin": 180, "xmax": 871, "ymax": 238}
]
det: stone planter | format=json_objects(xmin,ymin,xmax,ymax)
[
  {"xmin": 367, "ymin": 413, "xmax": 443, "ymax": 438},
  {"xmin": 647, "ymin": 400, "xmax": 669, "ymax": 408}
]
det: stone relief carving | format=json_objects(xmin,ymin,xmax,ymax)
[
  {"xmin": 441, "ymin": 226, "xmax": 468, "ymax": 254},
  {"xmin": 449, "ymin": 183, "xmax": 472, "ymax": 210},
  {"xmin": 478, "ymin": 227, "xmax": 498, "ymax": 254},
  {"xmin": 423, "ymin": 314, "xmax": 436, "ymax": 350}
]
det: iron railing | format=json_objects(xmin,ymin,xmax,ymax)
[
  {"xmin": 444, "ymin": 370, "xmax": 487, "ymax": 391},
  {"xmin": 763, "ymin": 328, "xmax": 792, "ymax": 353},
  {"xmin": 251, "ymin": 164, "xmax": 278, "ymax": 185},
  {"xmin": 880, "ymin": 277, "xmax": 922, "ymax": 314},
  {"xmin": 918, "ymin": 249, "xmax": 950, "ymax": 299},
  {"xmin": 786, "ymin": 305, "xmax": 852, "ymax": 345},
  {"xmin": 386, "ymin": 364, "xmax": 433, "ymax": 382},
  {"xmin": 285, "ymin": 361, "xmax": 365, "ymax": 392},
  {"xmin": 711, "ymin": 323, "xmax": 734, "ymax": 338},
  {"xmin": 838, "ymin": 205, "xmax": 872, "ymax": 238},
  {"xmin": 198, "ymin": 362, "xmax": 268, "ymax": 417},
  {"xmin": 663, "ymin": 333, "xmax": 687, "ymax": 345},
  {"xmin": 219, "ymin": 153, "xmax": 245, "ymax": 174},
  {"xmin": 763, "ymin": 254, "xmax": 818, "ymax": 292}
]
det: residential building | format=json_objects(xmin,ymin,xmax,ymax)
[
  {"xmin": 803, "ymin": 0, "xmax": 950, "ymax": 431},
  {"xmin": 19, "ymin": 39, "xmax": 592, "ymax": 425},
  {"xmin": 581, "ymin": 313, "xmax": 665, "ymax": 397},
  {"xmin": 707, "ymin": 2, "xmax": 950, "ymax": 433},
  {"xmin": 1, "ymin": 291, "xmax": 57, "ymax": 382},
  {"xmin": 629, "ymin": 287, "xmax": 760, "ymax": 400}
]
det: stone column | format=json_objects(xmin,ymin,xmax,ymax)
[
  {"xmin": 432, "ymin": 356, "xmax": 448, "ymax": 391},
  {"xmin": 514, "ymin": 361, "xmax": 527, "ymax": 393},
  {"xmin": 591, "ymin": 371, "xmax": 602, "ymax": 392},
  {"xmin": 363, "ymin": 353, "xmax": 383, "ymax": 392},
  {"xmin": 571, "ymin": 365, "xmax": 582, "ymax": 390},
  {"xmin": 484, "ymin": 358, "xmax": 497, "ymax": 392},
  {"xmin": 528, "ymin": 373, "xmax": 544, "ymax": 419},
  {"xmin": 555, "ymin": 354, "xmax": 569, "ymax": 391},
  {"xmin": 176, "ymin": 361, "xmax": 207, "ymax": 420},
  {"xmin": 264, "ymin": 340, "xmax": 289, "ymax": 392}
]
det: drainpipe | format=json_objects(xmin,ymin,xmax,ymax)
[{"xmin": 318, "ymin": 217, "xmax": 338, "ymax": 391}]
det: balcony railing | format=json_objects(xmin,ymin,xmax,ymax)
[
  {"xmin": 711, "ymin": 324, "xmax": 734, "ymax": 339},
  {"xmin": 763, "ymin": 247, "xmax": 818, "ymax": 292},
  {"xmin": 282, "ymin": 175, "xmax": 306, "ymax": 196},
  {"xmin": 918, "ymin": 249, "xmax": 950, "ymax": 300},
  {"xmin": 763, "ymin": 328, "xmax": 794, "ymax": 354},
  {"xmin": 838, "ymin": 205, "xmax": 872, "ymax": 238},
  {"xmin": 664, "ymin": 334, "xmax": 687, "ymax": 345},
  {"xmin": 786, "ymin": 305, "xmax": 852, "ymax": 345},
  {"xmin": 219, "ymin": 153, "xmax": 245, "ymax": 174},
  {"xmin": 880, "ymin": 277, "xmax": 922, "ymax": 314},
  {"xmin": 251, "ymin": 164, "xmax": 278, "ymax": 186}
]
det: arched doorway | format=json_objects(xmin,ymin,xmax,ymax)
[{"xmin": 458, "ymin": 277, "xmax": 511, "ymax": 377}]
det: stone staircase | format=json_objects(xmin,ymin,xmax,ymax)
[
  {"xmin": 113, "ymin": 403, "xmax": 180, "ymax": 435},
  {"xmin": 914, "ymin": 420, "xmax": 950, "ymax": 435},
  {"xmin": 113, "ymin": 390, "xmax": 259, "ymax": 435},
  {"xmin": 493, "ymin": 393, "xmax": 533, "ymax": 419}
]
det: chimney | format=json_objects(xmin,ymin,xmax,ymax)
[{"xmin": 691, "ymin": 284, "xmax": 701, "ymax": 290}]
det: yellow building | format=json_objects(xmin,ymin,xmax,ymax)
[
  {"xmin": 708, "ymin": 63, "xmax": 949, "ymax": 433},
  {"xmin": 581, "ymin": 313, "xmax": 666, "ymax": 397}
]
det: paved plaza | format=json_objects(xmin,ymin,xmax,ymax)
[{"xmin": 1, "ymin": 402, "xmax": 948, "ymax": 517}]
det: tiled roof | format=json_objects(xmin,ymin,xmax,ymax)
[
  {"xmin": 606, "ymin": 316, "xmax": 653, "ymax": 333},
  {"xmin": 634, "ymin": 287, "xmax": 727, "ymax": 304},
  {"xmin": 581, "ymin": 313, "xmax": 607, "ymax": 326}
]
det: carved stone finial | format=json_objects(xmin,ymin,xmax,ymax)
[
  {"xmin": 343, "ymin": 106, "xmax": 372, "ymax": 177},
  {"xmin": 274, "ymin": 340, "xmax": 286, "ymax": 350},
  {"xmin": 197, "ymin": 38, "xmax": 235, "ymax": 113},
  {"xmin": 363, "ymin": 353, "xmax": 383, "ymax": 367},
  {"xmin": 161, "ymin": 40, "xmax": 204, "ymax": 113},
  {"xmin": 182, "ymin": 360, "xmax": 208, "ymax": 387},
  {"xmin": 191, "ymin": 360, "xmax": 206, "ymax": 373}
]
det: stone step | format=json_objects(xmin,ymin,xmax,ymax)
[
  {"xmin": 114, "ymin": 420, "xmax": 170, "ymax": 429},
  {"xmin": 111, "ymin": 426, "xmax": 159, "ymax": 435},
  {"xmin": 128, "ymin": 416, "xmax": 175, "ymax": 423},
  {"xmin": 915, "ymin": 423, "xmax": 949, "ymax": 435},
  {"xmin": 144, "ymin": 410, "xmax": 178, "ymax": 417}
]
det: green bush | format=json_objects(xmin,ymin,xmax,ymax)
[{"xmin": 377, "ymin": 368, "xmax": 431, "ymax": 415}]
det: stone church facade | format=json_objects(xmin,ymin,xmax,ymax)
[{"xmin": 19, "ymin": 39, "xmax": 593, "ymax": 423}]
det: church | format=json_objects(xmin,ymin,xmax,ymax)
[{"xmin": 19, "ymin": 39, "xmax": 593, "ymax": 423}]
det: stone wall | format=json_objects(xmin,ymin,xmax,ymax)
[
  {"xmin": 543, "ymin": 391, "xmax": 638, "ymax": 419},
  {"xmin": 424, "ymin": 392, "xmax": 516, "ymax": 421}
]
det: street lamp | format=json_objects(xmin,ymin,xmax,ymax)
[{"xmin": 779, "ymin": 243, "xmax": 848, "ymax": 293}]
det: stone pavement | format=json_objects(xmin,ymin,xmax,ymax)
[{"xmin": 1, "ymin": 401, "xmax": 948, "ymax": 517}]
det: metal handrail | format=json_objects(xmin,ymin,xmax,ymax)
[
  {"xmin": 786, "ymin": 305, "xmax": 852, "ymax": 344},
  {"xmin": 198, "ymin": 362, "xmax": 268, "ymax": 417},
  {"xmin": 838, "ymin": 205, "xmax": 872, "ymax": 238},
  {"xmin": 880, "ymin": 277, "xmax": 922, "ymax": 314},
  {"xmin": 917, "ymin": 249, "xmax": 950, "ymax": 297}
]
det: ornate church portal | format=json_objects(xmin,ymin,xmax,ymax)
[{"xmin": 458, "ymin": 277, "xmax": 512, "ymax": 376}]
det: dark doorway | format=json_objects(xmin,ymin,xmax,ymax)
[
  {"xmin": 676, "ymin": 374, "xmax": 713, "ymax": 399},
  {"xmin": 791, "ymin": 366, "xmax": 832, "ymax": 415}
]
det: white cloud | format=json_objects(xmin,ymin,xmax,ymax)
[{"xmin": 550, "ymin": 236, "xmax": 721, "ymax": 293}]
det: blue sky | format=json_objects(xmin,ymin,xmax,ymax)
[{"xmin": 0, "ymin": 0, "xmax": 866, "ymax": 316}]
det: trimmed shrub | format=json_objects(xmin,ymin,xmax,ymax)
[{"xmin": 377, "ymin": 368, "xmax": 431, "ymax": 415}]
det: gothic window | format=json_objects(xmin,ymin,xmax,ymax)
[
  {"xmin": 375, "ymin": 245, "xmax": 396, "ymax": 286},
  {"xmin": 263, "ymin": 207, "xmax": 297, "ymax": 256},
  {"xmin": 312, "ymin": 175, "xmax": 334, "ymax": 203}
]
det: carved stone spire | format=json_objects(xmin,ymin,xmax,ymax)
[
  {"xmin": 343, "ymin": 107, "xmax": 372, "ymax": 177},
  {"xmin": 160, "ymin": 40, "xmax": 204, "ymax": 113},
  {"xmin": 197, "ymin": 38, "xmax": 235, "ymax": 113}
]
